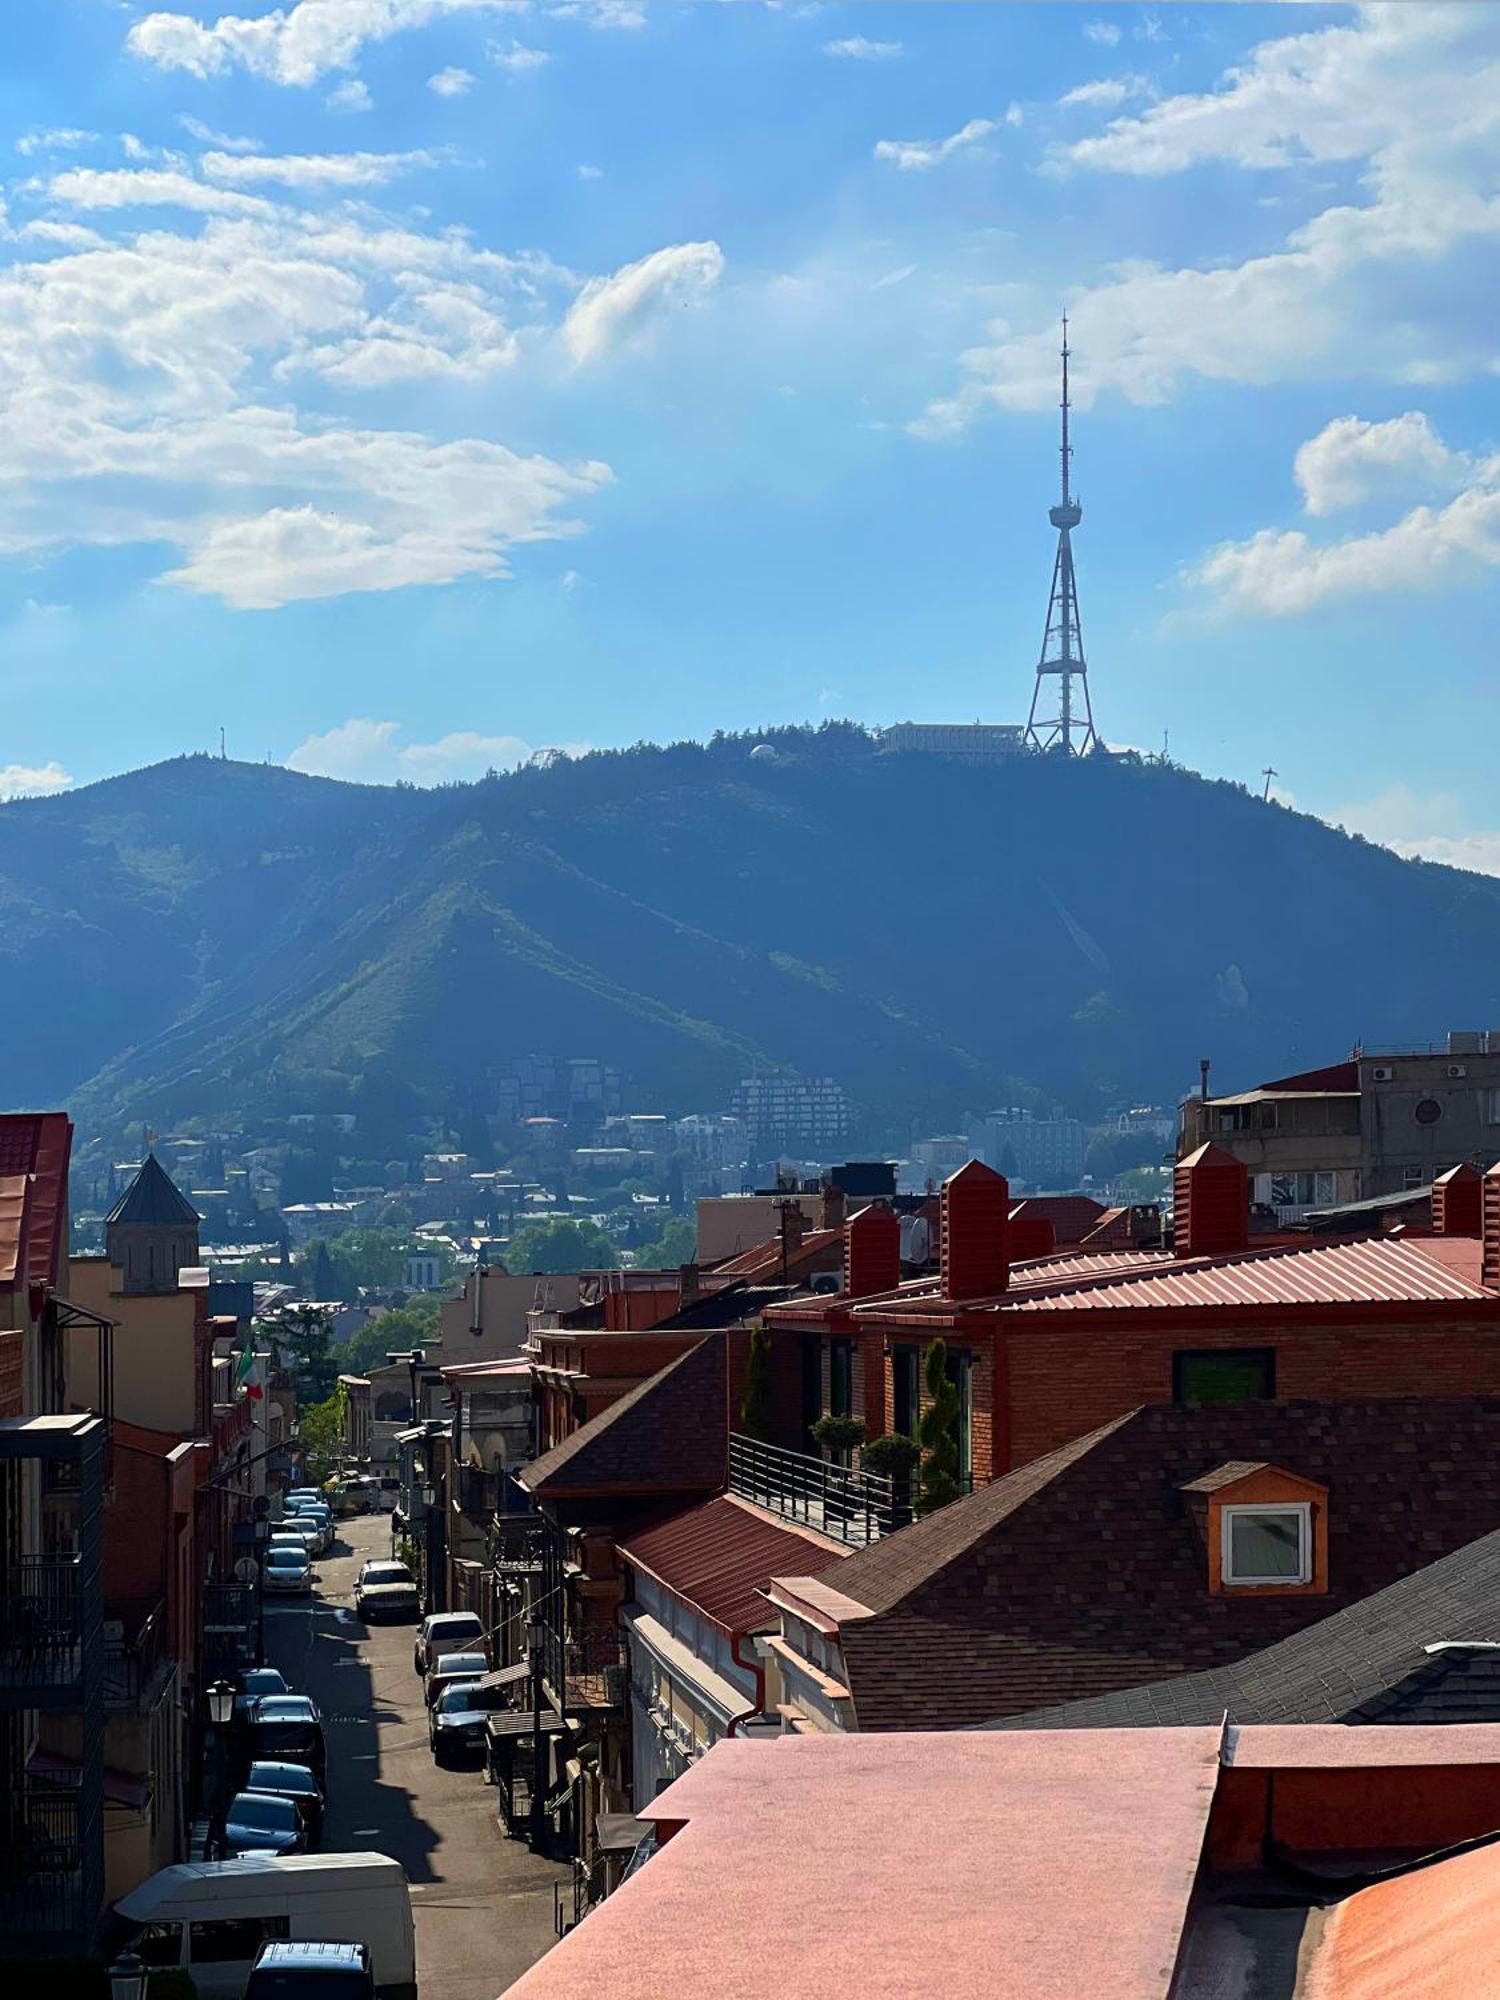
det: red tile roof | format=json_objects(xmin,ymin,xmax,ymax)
[
  {"xmin": 1008, "ymin": 1195, "xmax": 1107, "ymax": 1245},
  {"xmin": 711, "ymin": 1226, "xmax": 844, "ymax": 1283},
  {"xmin": 620, "ymin": 1493, "xmax": 846, "ymax": 1635}
]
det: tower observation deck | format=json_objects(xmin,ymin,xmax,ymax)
[{"xmin": 1023, "ymin": 319, "xmax": 1099, "ymax": 756}]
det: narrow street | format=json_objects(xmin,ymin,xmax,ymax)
[{"xmin": 262, "ymin": 1512, "xmax": 567, "ymax": 2000}]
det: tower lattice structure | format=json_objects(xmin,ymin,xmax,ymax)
[{"xmin": 1024, "ymin": 319, "xmax": 1099, "ymax": 756}]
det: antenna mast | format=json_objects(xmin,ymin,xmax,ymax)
[{"xmin": 1024, "ymin": 315, "xmax": 1099, "ymax": 757}]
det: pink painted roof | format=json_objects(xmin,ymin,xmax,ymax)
[
  {"xmin": 439, "ymin": 1357, "xmax": 531, "ymax": 1382},
  {"xmin": 1303, "ymin": 1838, "xmax": 1500, "ymax": 2000},
  {"xmin": 1227, "ymin": 1722, "xmax": 1500, "ymax": 1770},
  {"xmin": 1005, "ymin": 1234, "xmax": 1494, "ymax": 1314},
  {"xmin": 500, "ymin": 1728, "xmax": 1224, "ymax": 2000}
]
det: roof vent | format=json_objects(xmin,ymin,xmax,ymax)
[
  {"xmin": 1174, "ymin": 1143, "xmax": 1248, "ymax": 1258},
  {"xmin": 1433, "ymin": 1162, "xmax": 1482, "ymax": 1236},
  {"xmin": 844, "ymin": 1204, "xmax": 901, "ymax": 1300},
  {"xmin": 940, "ymin": 1160, "xmax": 1010, "ymax": 1300}
]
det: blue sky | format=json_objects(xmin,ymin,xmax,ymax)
[{"xmin": 4, "ymin": 2, "xmax": 1500, "ymax": 870}]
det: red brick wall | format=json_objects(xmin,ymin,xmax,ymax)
[{"xmin": 1002, "ymin": 1314, "xmax": 1500, "ymax": 1472}]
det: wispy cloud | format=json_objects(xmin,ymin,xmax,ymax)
[
  {"xmin": 874, "ymin": 117, "xmax": 997, "ymax": 172},
  {"xmin": 1083, "ymin": 19, "xmax": 1122, "ymax": 47},
  {"xmin": 824, "ymin": 37, "xmax": 901, "ymax": 62},
  {"xmin": 0, "ymin": 760, "xmax": 72, "ymax": 800},
  {"xmin": 127, "ymin": 0, "xmax": 517, "ymax": 86},
  {"xmin": 324, "ymin": 78, "xmax": 373, "ymax": 113},
  {"xmin": 428, "ymin": 66, "xmax": 475, "ymax": 96},
  {"xmin": 488, "ymin": 41, "xmax": 551, "ymax": 71},
  {"xmin": 178, "ymin": 115, "xmax": 262, "ymax": 153},
  {"xmin": 563, "ymin": 239, "xmax": 724, "ymax": 362},
  {"xmin": 202, "ymin": 149, "xmax": 433, "ymax": 189},
  {"xmin": 286, "ymin": 719, "xmax": 579, "ymax": 784},
  {"xmin": 15, "ymin": 128, "xmax": 97, "ymax": 158}
]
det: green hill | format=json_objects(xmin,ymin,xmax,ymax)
[{"xmin": 4, "ymin": 727, "xmax": 1499, "ymax": 1146}]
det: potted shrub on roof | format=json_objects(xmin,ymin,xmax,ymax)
[
  {"xmin": 860, "ymin": 1432, "xmax": 922, "ymax": 1530},
  {"xmin": 810, "ymin": 1413, "xmax": 867, "ymax": 1534}
]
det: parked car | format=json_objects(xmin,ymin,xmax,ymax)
[
  {"xmin": 221, "ymin": 1791, "xmax": 306, "ymax": 1859},
  {"xmin": 283, "ymin": 1490, "xmax": 325, "ymax": 1512},
  {"xmin": 108, "ymin": 1853, "xmax": 414, "ymax": 2000},
  {"xmin": 413, "ymin": 1611, "xmax": 485, "ymax": 1676},
  {"xmin": 287, "ymin": 1503, "xmax": 334, "ymax": 1554},
  {"xmin": 376, "ymin": 1477, "xmax": 400, "ymax": 1514},
  {"xmin": 424, "ymin": 1652, "xmax": 489, "ymax": 1709},
  {"xmin": 245, "ymin": 1696, "xmax": 326, "ymax": 1787},
  {"xmin": 234, "ymin": 1667, "xmax": 289, "ymax": 1725},
  {"xmin": 354, "ymin": 1560, "xmax": 420, "ymax": 1623},
  {"xmin": 272, "ymin": 1521, "xmax": 322, "ymax": 1559},
  {"xmin": 427, "ymin": 1682, "xmax": 489, "ymax": 1764},
  {"xmin": 245, "ymin": 1940, "xmax": 374, "ymax": 2000},
  {"xmin": 264, "ymin": 1547, "xmax": 313, "ymax": 1596},
  {"xmin": 245, "ymin": 1760, "xmax": 325, "ymax": 1846}
]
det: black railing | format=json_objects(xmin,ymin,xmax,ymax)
[
  {"xmin": 103, "ymin": 1599, "xmax": 165, "ymax": 1708},
  {"xmin": 0, "ymin": 1557, "xmax": 84, "ymax": 1688},
  {"xmin": 0, "ymin": 1791, "xmax": 89, "ymax": 1942},
  {"xmin": 457, "ymin": 1465, "xmax": 497, "ymax": 1521},
  {"xmin": 201, "ymin": 1581, "xmax": 257, "ymax": 1672},
  {"xmin": 728, "ymin": 1435, "xmax": 906, "ymax": 1546},
  {"xmin": 489, "ymin": 1514, "xmax": 546, "ymax": 1572},
  {"xmin": 536, "ymin": 1620, "xmax": 627, "ymax": 1713}
]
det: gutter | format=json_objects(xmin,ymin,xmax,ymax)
[{"xmin": 726, "ymin": 1629, "xmax": 766, "ymax": 1736}]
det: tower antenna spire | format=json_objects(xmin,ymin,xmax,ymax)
[{"xmin": 1024, "ymin": 315, "xmax": 1099, "ymax": 757}]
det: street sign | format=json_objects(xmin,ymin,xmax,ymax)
[{"xmin": 233, "ymin": 1556, "xmax": 260, "ymax": 1586}]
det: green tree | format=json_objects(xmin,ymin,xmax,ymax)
[
  {"xmin": 917, "ymin": 1339, "xmax": 961, "ymax": 1516},
  {"xmin": 632, "ymin": 1215, "xmax": 697, "ymax": 1268},
  {"xmin": 297, "ymin": 1383, "xmax": 347, "ymax": 1481},
  {"xmin": 268, "ymin": 1302, "xmax": 338, "ymax": 1404},
  {"xmin": 739, "ymin": 1324, "xmax": 773, "ymax": 1442},
  {"xmin": 340, "ymin": 1296, "xmax": 442, "ymax": 1375},
  {"xmin": 505, "ymin": 1218, "xmax": 618, "ymax": 1274}
]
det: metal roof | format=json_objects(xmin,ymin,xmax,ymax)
[
  {"xmin": 105, "ymin": 1152, "xmax": 202, "ymax": 1229},
  {"xmin": 620, "ymin": 1492, "xmax": 845, "ymax": 1635},
  {"xmin": 1006, "ymin": 1235, "xmax": 1493, "ymax": 1314}
]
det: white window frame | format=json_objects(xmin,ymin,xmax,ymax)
[{"xmin": 1221, "ymin": 1501, "xmax": 1312, "ymax": 1587}]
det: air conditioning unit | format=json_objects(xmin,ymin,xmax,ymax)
[
  {"xmin": 1447, "ymin": 1064, "xmax": 1469, "ymax": 1079},
  {"xmin": 1370, "ymin": 1065, "xmax": 1395, "ymax": 1082}
]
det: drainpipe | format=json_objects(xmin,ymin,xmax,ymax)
[{"xmin": 725, "ymin": 1630, "xmax": 767, "ymax": 1736}]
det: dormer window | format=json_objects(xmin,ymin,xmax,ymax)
[{"xmin": 1221, "ymin": 1502, "xmax": 1311, "ymax": 1587}]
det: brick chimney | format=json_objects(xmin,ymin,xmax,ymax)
[
  {"xmin": 1484, "ymin": 1163, "xmax": 1500, "ymax": 1292},
  {"xmin": 844, "ymin": 1204, "xmax": 901, "ymax": 1299},
  {"xmin": 1007, "ymin": 1214, "xmax": 1057, "ymax": 1262},
  {"xmin": 1174, "ymin": 1142, "xmax": 1248, "ymax": 1258},
  {"xmin": 1432, "ymin": 1163, "xmax": 1482, "ymax": 1236},
  {"xmin": 940, "ymin": 1160, "xmax": 1010, "ymax": 1300},
  {"xmin": 821, "ymin": 1183, "xmax": 848, "ymax": 1232}
]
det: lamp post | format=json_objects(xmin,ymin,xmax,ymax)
[
  {"xmin": 526, "ymin": 1611, "xmax": 547, "ymax": 1854},
  {"xmin": 252, "ymin": 1511, "xmax": 271, "ymax": 1665},
  {"xmin": 205, "ymin": 1677, "xmax": 236, "ymax": 1858},
  {"xmin": 108, "ymin": 1954, "xmax": 148, "ymax": 2000}
]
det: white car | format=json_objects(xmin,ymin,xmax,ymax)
[
  {"xmin": 414, "ymin": 1611, "xmax": 485, "ymax": 1676},
  {"xmin": 287, "ymin": 1505, "xmax": 334, "ymax": 1555},
  {"xmin": 271, "ymin": 1522, "xmax": 321, "ymax": 1559},
  {"xmin": 354, "ymin": 1559, "xmax": 420, "ymax": 1622},
  {"xmin": 263, "ymin": 1546, "xmax": 312, "ymax": 1595}
]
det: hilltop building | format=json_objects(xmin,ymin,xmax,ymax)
[{"xmin": 1182, "ymin": 1030, "xmax": 1500, "ymax": 1217}]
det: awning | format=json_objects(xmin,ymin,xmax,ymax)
[
  {"xmin": 28, "ymin": 1748, "xmax": 151, "ymax": 1810},
  {"xmin": 485, "ymin": 1712, "xmax": 566, "ymax": 1740},
  {"xmin": 476, "ymin": 1661, "xmax": 531, "ymax": 1694},
  {"xmin": 595, "ymin": 1813, "xmax": 649, "ymax": 1857}
]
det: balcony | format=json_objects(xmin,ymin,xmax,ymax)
[
  {"xmin": 0, "ymin": 1556, "xmax": 86, "ymax": 1696},
  {"xmin": 103, "ymin": 1598, "xmax": 166, "ymax": 1709},
  {"xmin": 0, "ymin": 1789, "xmax": 98, "ymax": 1952},
  {"xmin": 536, "ymin": 1621, "xmax": 627, "ymax": 1715},
  {"xmin": 728, "ymin": 1434, "xmax": 907, "ymax": 1548},
  {"xmin": 489, "ymin": 1513, "xmax": 547, "ymax": 1575}
]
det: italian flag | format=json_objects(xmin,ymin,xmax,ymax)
[{"xmin": 235, "ymin": 1348, "xmax": 263, "ymax": 1400}]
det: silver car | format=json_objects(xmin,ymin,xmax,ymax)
[{"xmin": 263, "ymin": 1546, "xmax": 312, "ymax": 1595}]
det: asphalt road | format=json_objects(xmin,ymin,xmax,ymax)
[{"xmin": 263, "ymin": 1511, "xmax": 567, "ymax": 2000}]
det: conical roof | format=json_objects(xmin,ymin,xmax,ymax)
[{"xmin": 105, "ymin": 1152, "xmax": 201, "ymax": 1228}]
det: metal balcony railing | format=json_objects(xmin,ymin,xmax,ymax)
[
  {"xmin": 0, "ymin": 1557, "xmax": 84, "ymax": 1689},
  {"xmin": 0, "ymin": 1791, "xmax": 89, "ymax": 1942},
  {"xmin": 489, "ymin": 1514, "xmax": 547, "ymax": 1573},
  {"xmin": 535, "ymin": 1620, "xmax": 627, "ymax": 1713},
  {"xmin": 728, "ymin": 1435, "xmax": 907, "ymax": 1547},
  {"xmin": 103, "ymin": 1599, "xmax": 165, "ymax": 1708}
]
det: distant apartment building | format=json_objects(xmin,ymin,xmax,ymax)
[
  {"xmin": 1180, "ymin": 1031, "xmax": 1500, "ymax": 1216},
  {"xmin": 969, "ymin": 1106, "xmax": 1088, "ymax": 1188},
  {"xmin": 496, "ymin": 1054, "xmax": 623, "ymax": 1125},
  {"xmin": 730, "ymin": 1076, "xmax": 850, "ymax": 1156}
]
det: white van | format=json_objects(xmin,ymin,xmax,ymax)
[{"xmin": 109, "ymin": 1853, "xmax": 416, "ymax": 2000}]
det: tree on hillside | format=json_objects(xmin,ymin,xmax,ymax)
[
  {"xmin": 267, "ymin": 1302, "xmax": 338, "ymax": 1404},
  {"xmin": 505, "ymin": 1218, "xmax": 618, "ymax": 1274},
  {"xmin": 632, "ymin": 1215, "xmax": 697, "ymax": 1268},
  {"xmin": 917, "ymin": 1339, "xmax": 961, "ymax": 1516}
]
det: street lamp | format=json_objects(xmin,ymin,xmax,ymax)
[
  {"xmin": 108, "ymin": 1954, "xmax": 148, "ymax": 2000},
  {"xmin": 204, "ymin": 1677, "xmax": 236, "ymax": 1860},
  {"xmin": 205, "ymin": 1678, "xmax": 235, "ymax": 1729}
]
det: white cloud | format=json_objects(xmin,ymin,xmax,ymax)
[
  {"xmin": 127, "ymin": 0, "xmax": 513, "ymax": 86},
  {"xmin": 46, "ymin": 168, "xmax": 279, "ymax": 218},
  {"xmin": 562, "ymin": 239, "xmax": 724, "ymax": 363},
  {"xmin": 16, "ymin": 129, "xmax": 98, "ymax": 158},
  {"xmin": 1059, "ymin": 78, "xmax": 1142, "ymax": 111},
  {"xmin": 324, "ymin": 78, "xmax": 373, "ymax": 112},
  {"xmin": 428, "ymin": 66, "xmax": 475, "ymax": 95},
  {"xmin": 576, "ymin": 163, "xmax": 603, "ymax": 180},
  {"xmin": 0, "ymin": 760, "xmax": 72, "ymax": 800},
  {"xmin": 489, "ymin": 40, "xmax": 550, "ymax": 70},
  {"xmin": 286, "ymin": 718, "xmax": 549, "ymax": 783},
  {"xmin": 824, "ymin": 37, "xmax": 901, "ymax": 61},
  {"xmin": 551, "ymin": 1, "xmax": 643, "ymax": 28},
  {"xmin": 1333, "ymin": 784, "xmax": 1500, "ymax": 877},
  {"xmin": 1084, "ymin": 20, "xmax": 1122, "ymax": 47},
  {"xmin": 282, "ymin": 275, "xmax": 519, "ymax": 385},
  {"xmin": 203, "ymin": 149, "xmax": 432, "ymax": 189},
  {"xmin": 873, "ymin": 118, "xmax": 997, "ymax": 172},
  {"xmin": 920, "ymin": 9, "xmax": 1500, "ymax": 430},
  {"xmin": 178, "ymin": 115, "xmax": 263, "ymax": 153},
  {"xmin": 871, "ymin": 263, "xmax": 918, "ymax": 291},
  {"xmin": 1293, "ymin": 411, "xmax": 1475, "ymax": 516}
]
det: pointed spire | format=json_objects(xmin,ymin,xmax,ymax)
[{"xmin": 105, "ymin": 1152, "xmax": 201, "ymax": 1228}]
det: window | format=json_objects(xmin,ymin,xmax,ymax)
[
  {"xmin": 1173, "ymin": 1348, "xmax": 1276, "ymax": 1407},
  {"xmin": 134, "ymin": 1923, "xmax": 183, "ymax": 1970},
  {"xmin": 945, "ymin": 1349, "xmax": 973, "ymax": 1489},
  {"xmin": 190, "ymin": 1917, "xmax": 289, "ymax": 1965},
  {"xmin": 1218, "ymin": 1107, "xmax": 1253, "ymax": 1133},
  {"xmin": 1488, "ymin": 1089, "xmax": 1500, "ymax": 1127},
  {"xmin": 1269, "ymin": 1172, "xmax": 1336, "ymax": 1208},
  {"xmin": 829, "ymin": 1340, "xmax": 853, "ymax": 1420},
  {"xmin": 893, "ymin": 1346, "xmax": 919, "ymax": 1439},
  {"xmin": 1402, "ymin": 1165, "xmax": 1428, "ymax": 1190},
  {"xmin": 1222, "ymin": 1503, "xmax": 1311, "ymax": 1586}
]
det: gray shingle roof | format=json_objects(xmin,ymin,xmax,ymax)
[{"xmin": 105, "ymin": 1153, "xmax": 201, "ymax": 1228}]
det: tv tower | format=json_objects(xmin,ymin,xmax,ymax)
[{"xmin": 1024, "ymin": 317, "xmax": 1099, "ymax": 756}]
